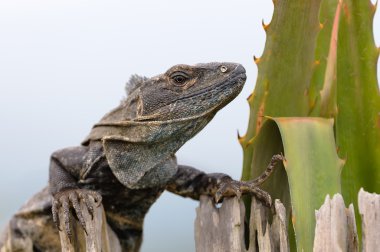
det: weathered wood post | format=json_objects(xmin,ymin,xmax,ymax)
[
  {"xmin": 358, "ymin": 189, "xmax": 380, "ymax": 252},
  {"xmin": 313, "ymin": 194, "xmax": 358, "ymax": 252},
  {"xmin": 58, "ymin": 198, "xmax": 121, "ymax": 252},
  {"xmin": 195, "ymin": 196, "xmax": 288, "ymax": 252},
  {"xmin": 195, "ymin": 189, "xmax": 380, "ymax": 252},
  {"xmin": 57, "ymin": 189, "xmax": 380, "ymax": 251}
]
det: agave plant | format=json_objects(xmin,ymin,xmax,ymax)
[{"xmin": 240, "ymin": 0, "xmax": 380, "ymax": 250}]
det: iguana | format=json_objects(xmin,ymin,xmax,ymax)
[{"xmin": 0, "ymin": 62, "xmax": 283, "ymax": 251}]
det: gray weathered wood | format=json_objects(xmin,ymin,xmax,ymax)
[
  {"xmin": 58, "ymin": 198, "xmax": 121, "ymax": 252},
  {"xmin": 194, "ymin": 196, "xmax": 289, "ymax": 252},
  {"xmin": 313, "ymin": 194, "xmax": 358, "ymax": 252},
  {"xmin": 247, "ymin": 198, "xmax": 289, "ymax": 252},
  {"xmin": 271, "ymin": 200, "xmax": 289, "ymax": 252},
  {"xmin": 54, "ymin": 189, "xmax": 380, "ymax": 251},
  {"xmin": 194, "ymin": 196, "xmax": 246, "ymax": 252},
  {"xmin": 358, "ymin": 188, "xmax": 380, "ymax": 252}
]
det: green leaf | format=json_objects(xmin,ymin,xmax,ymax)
[
  {"xmin": 240, "ymin": 1, "xmax": 323, "ymax": 250},
  {"xmin": 251, "ymin": 117, "xmax": 343, "ymax": 251},
  {"xmin": 310, "ymin": 0, "xmax": 342, "ymax": 117},
  {"xmin": 336, "ymin": 0, "xmax": 380, "ymax": 236},
  {"xmin": 241, "ymin": 0, "xmax": 322, "ymax": 180},
  {"xmin": 242, "ymin": 0, "xmax": 379, "ymax": 249},
  {"xmin": 309, "ymin": 0, "xmax": 339, "ymax": 113}
]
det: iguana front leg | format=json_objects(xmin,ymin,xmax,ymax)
[
  {"xmin": 49, "ymin": 146, "xmax": 102, "ymax": 239},
  {"xmin": 166, "ymin": 154, "xmax": 284, "ymax": 206}
]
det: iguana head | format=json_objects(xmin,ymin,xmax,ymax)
[
  {"xmin": 126, "ymin": 62, "xmax": 246, "ymax": 121},
  {"xmin": 84, "ymin": 62, "xmax": 246, "ymax": 189}
]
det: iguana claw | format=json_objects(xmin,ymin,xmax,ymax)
[
  {"xmin": 214, "ymin": 178, "xmax": 273, "ymax": 206},
  {"xmin": 214, "ymin": 179, "xmax": 242, "ymax": 203},
  {"xmin": 214, "ymin": 154, "xmax": 285, "ymax": 206},
  {"xmin": 52, "ymin": 189, "xmax": 102, "ymax": 240}
]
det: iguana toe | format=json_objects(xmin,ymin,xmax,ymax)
[{"xmin": 51, "ymin": 189, "xmax": 102, "ymax": 240}]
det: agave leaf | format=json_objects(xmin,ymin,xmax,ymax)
[
  {"xmin": 241, "ymin": 1, "xmax": 323, "ymax": 250},
  {"xmin": 310, "ymin": 0, "xmax": 342, "ymax": 117},
  {"xmin": 243, "ymin": 0, "xmax": 379, "ymax": 249},
  {"xmin": 309, "ymin": 0, "xmax": 339, "ymax": 113},
  {"xmin": 241, "ymin": 0, "xmax": 322, "ymax": 179},
  {"xmin": 336, "ymin": 0, "xmax": 380, "ymax": 236},
  {"xmin": 251, "ymin": 117, "xmax": 343, "ymax": 251}
]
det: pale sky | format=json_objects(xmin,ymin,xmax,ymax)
[{"xmin": 0, "ymin": 1, "xmax": 378, "ymax": 251}]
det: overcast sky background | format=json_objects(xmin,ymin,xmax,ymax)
[{"xmin": 0, "ymin": 1, "xmax": 379, "ymax": 251}]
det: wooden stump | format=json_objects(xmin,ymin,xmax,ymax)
[
  {"xmin": 55, "ymin": 188, "xmax": 380, "ymax": 251},
  {"xmin": 358, "ymin": 188, "xmax": 380, "ymax": 252},
  {"xmin": 313, "ymin": 194, "xmax": 358, "ymax": 252},
  {"xmin": 58, "ymin": 198, "xmax": 121, "ymax": 252},
  {"xmin": 195, "ymin": 189, "xmax": 380, "ymax": 251},
  {"xmin": 194, "ymin": 196, "xmax": 288, "ymax": 252}
]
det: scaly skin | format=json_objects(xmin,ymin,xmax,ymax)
[{"xmin": 0, "ymin": 63, "xmax": 283, "ymax": 252}]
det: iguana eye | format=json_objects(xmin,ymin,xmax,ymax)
[{"xmin": 170, "ymin": 72, "xmax": 189, "ymax": 86}]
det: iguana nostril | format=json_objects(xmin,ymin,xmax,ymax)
[{"xmin": 220, "ymin": 66, "xmax": 228, "ymax": 73}]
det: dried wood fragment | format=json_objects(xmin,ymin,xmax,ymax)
[
  {"xmin": 56, "ymin": 189, "xmax": 379, "ymax": 251},
  {"xmin": 271, "ymin": 200, "xmax": 289, "ymax": 252},
  {"xmin": 58, "ymin": 198, "xmax": 121, "ymax": 252},
  {"xmin": 194, "ymin": 196, "xmax": 288, "ymax": 252},
  {"xmin": 194, "ymin": 196, "xmax": 246, "ymax": 252},
  {"xmin": 358, "ymin": 188, "xmax": 380, "ymax": 252},
  {"xmin": 248, "ymin": 198, "xmax": 289, "ymax": 252},
  {"xmin": 313, "ymin": 194, "xmax": 358, "ymax": 252}
]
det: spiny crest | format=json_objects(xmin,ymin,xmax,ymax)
[{"xmin": 125, "ymin": 74, "xmax": 148, "ymax": 95}]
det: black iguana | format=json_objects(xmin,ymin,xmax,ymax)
[{"xmin": 0, "ymin": 62, "xmax": 283, "ymax": 251}]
